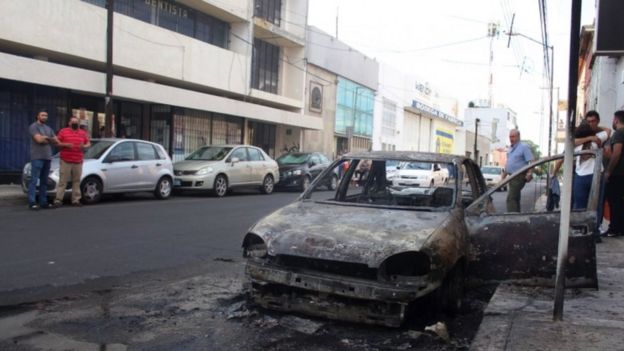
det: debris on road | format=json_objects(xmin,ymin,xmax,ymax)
[
  {"xmin": 279, "ymin": 315, "xmax": 323, "ymax": 334},
  {"xmin": 425, "ymin": 321, "xmax": 450, "ymax": 343}
]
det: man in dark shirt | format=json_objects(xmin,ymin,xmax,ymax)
[
  {"xmin": 27, "ymin": 110, "xmax": 59, "ymax": 210},
  {"xmin": 604, "ymin": 110, "xmax": 624, "ymax": 236}
]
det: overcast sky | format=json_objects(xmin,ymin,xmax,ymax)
[{"xmin": 308, "ymin": 0, "xmax": 596, "ymax": 152}]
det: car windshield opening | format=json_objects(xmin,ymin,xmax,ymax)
[
  {"xmin": 186, "ymin": 146, "xmax": 233, "ymax": 161},
  {"xmin": 306, "ymin": 158, "xmax": 457, "ymax": 210},
  {"xmin": 84, "ymin": 140, "xmax": 114, "ymax": 159},
  {"xmin": 277, "ymin": 153, "xmax": 309, "ymax": 165}
]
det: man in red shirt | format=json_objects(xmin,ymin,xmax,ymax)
[{"xmin": 53, "ymin": 116, "xmax": 91, "ymax": 206}]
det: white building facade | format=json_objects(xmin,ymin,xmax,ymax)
[
  {"xmin": 0, "ymin": 0, "xmax": 321, "ymax": 174},
  {"xmin": 373, "ymin": 65, "xmax": 462, "ymax": 154}
]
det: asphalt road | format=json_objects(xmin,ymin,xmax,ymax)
[
  {"xmin": 0, "ymin": 180, "xmax": 544, "ymax": 301},
  {"xmin": 0, "ymin": 190, "xmax": 299, "ymax": 297}
]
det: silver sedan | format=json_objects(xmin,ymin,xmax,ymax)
[{"xmin": 173, "ymin": 145, "xmax": 279, "ymax": 197}]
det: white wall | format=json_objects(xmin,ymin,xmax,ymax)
[
  {"xmin": 306, "ymin": 26, "xmax": 379, "ymax": 90},
  {"xmin": 0, "ymin": 0, "xmax": 250, "ymax": 95},
  {"xmin": 374, "ymin": 63, "xmax": 405, "ymax": 150}
]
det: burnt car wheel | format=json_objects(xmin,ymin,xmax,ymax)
[
  {"xmin": 213, "ymin": 174, "xmax": 228, "ymax": 197},
  {"xmin": 301, "ymin": 175, "xmax": 311, "ymax": 191},
  {"xmin": 81, "ymin": 177, "xmax": 102, "ymax": 205},
  {"xmin": 327, "ymin": 174, "xmax": 338, "ymax": 190},
  {"xmin": 437, "ymin": 262, "xmax": 465, "ymax": 315},
  {"xmin": 261, "ymin": 175, "xmax": 274, "ymax": 194}
]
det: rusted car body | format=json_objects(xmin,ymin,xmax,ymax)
[{"xmin": 242, "ymin": 151, "xmax": 599, "ymax": 327}]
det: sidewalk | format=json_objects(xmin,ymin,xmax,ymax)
[
  {"xmin": 470, "ymin": 237, "xmax": 624, "ymax": 350},
  {"xmin": 0, "ymin": 184, "xmax": 24, "ymax": 200}
]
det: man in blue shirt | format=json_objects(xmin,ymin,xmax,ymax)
[{"xmin": 502, "ymin": 129, "xmax": 534, "ymax": 212}]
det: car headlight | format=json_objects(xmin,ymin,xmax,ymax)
[
  {"xmin": 293, "ymin": 169, "xmax": 303, "ymax": 176},
  {"xmin": 379, "ymin": 251, "xmax": 431, "ymax": 284},
  {"xmin": 242, "ymin": 233, "xmax": 268, "ymax": 258},
  {"xmin": 196, "ymin": 167, "xmax": 214, "ymax": 175},
  {"xmin": 23, "ymin": 163, "xmax": 31, "ymax": 176},
  {"xmin": 51, "ymin": 168, "xmax": 60, "ymax": 177}
]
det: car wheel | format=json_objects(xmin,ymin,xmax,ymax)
[
  {"xmin": 154, "ymin": 176, "xmax": 172, "ymax": 200},
  {"xmin": 81, "ymin": 177, "xmax": 102, "ymax": 205},
  {"xmin": 301, "ymin": 175, "xmax": 311, "ymax": 192},
  {"xmin": 261, "ymin": 174, "xmax": 274, "ymax": 194},
  {"xmin": 213, "ymin": 174, "xmax": 228, "ymax": 197},
  {"xmin": 438, "ymin": 262, "xmax": 465, "ymax": 315},
  {"xmin": 327, "ymin": 174, "xmax": 338, "ymax": 190}
]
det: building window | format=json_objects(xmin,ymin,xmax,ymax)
[
  {"xmin": 252, "ymin": 39, "xmax": 280, "ymax": 94},
  {"xmin": 382, "ymin": 98, "xmax": 396, "ymax": 138},
  {"xmin": 83, "ymin": 0, "xmax": 229, "ymax": 49},
  {"xmin": 254, "ymin": 0, "xmax": 281, "ymax": 25},
  {"xmin": 335, "ymin": 77, "xmax": 374, "ymax": 137},
  {"xmin": 309, "ymin": 82, "xmax": 323, "ymax": 112}
]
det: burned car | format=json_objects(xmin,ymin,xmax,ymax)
[{"xmin": 242, "ymin": 151, "xmax": 598, "ymax": 327}]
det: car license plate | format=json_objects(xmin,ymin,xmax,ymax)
[{"xmin": 174, "ymin": 179, "xmax": 181, "ymax": 187}]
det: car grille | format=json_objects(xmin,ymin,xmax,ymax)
[
  {"xmin": 174, "ymin": 170, "xmax": 197, "ymax": 176},
  {"xmin": 271, "ymin": 255, "xmax": 378, "ymax": 280},
  {"xmin": 401, "ymin": 175, "xmax": 418, "ymax": 179}
]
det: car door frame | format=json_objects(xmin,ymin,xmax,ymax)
[
  {"xmin": 225, "ymin": 147, "xmax": 251, "ymax": 186},
  {"xmin": 464, "ymin": 150, "xmax": 600, "ymax": 288},
  {"xmin": 101, "ymin": 141, "xmax": 140, "ymax": 192}
]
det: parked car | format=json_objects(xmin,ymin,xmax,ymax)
[
  {"xmin": 21, "ymin": 139, "xmax": 174, "ymax": 204},
  {"xmin": 242, "ymin": 151, "xmax": 598, "ymax": 327},
  {"xmin": 275, "ymin": 152, "xmax": 337, "ymax": 191},
  {"xmin": 392, "ymin": 161, "xmax": 448, "ymax": 188},
  {"xmin": 481, "ymin": 165, "xmax": 506, "ymax": 191},
  {"xmin": 172, "ymin": 145, "xmax": 279, "ymax": 197}
]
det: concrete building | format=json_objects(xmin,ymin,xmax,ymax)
[
  {"xmin": 465, "ymin": 131, "xmax": 492, "ymax": 167},
  {"xmin": 303, "ymin": 26, "xmax": 378, "ymax": 158},
  {"xmin": 0, "ymin": 0, "xmax": 322, "ymax": 177},
  {"xmin": 463, "ymin": 106, "xmax": 517, "ymax": 165},
  {"xmin": 578, "ymin": 24, "xmax": 624, "ymax": 129},
  {"xmin": 372, "ymin": 63, "xmax": 462, "ymax": 154}
]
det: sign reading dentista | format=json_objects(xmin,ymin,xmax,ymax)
[{"xmin": 145, "ymin": 0, "xmax": 189, "ymax": 18}]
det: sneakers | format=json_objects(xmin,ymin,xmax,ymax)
[
  {"xmin": 71, "ymin": 202, "xmax": 83, "ymax": 207},
  {"xmin": 607, "ymin": 231, "xmax": 622, "ymax": 237},
  {"xmin": 52, "ymin": 201, "xmax": 63, "ymax": 208},
  {"xmin": 28, "ymin": 204, "xmax": 39, "ymax": 211}
]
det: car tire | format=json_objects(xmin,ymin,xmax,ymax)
[
  {"xmin": 261, "ymin": 174, "xmax": 274, "ymax": 194},
  {"xmin": 154, "ymin": 176, "xmax": 172, "ymax": 200},
  {"xmin": 301, "ymin": 175, "xmax": 311, "ymax": 192},
  {"xmin": 213, "ymin": 174, "xmax": 228, "ymax": 197},
  {"xmin": 438, "ymin": 262, "xmax": 465, "ymax": 315},
  {"xmin": 81, "ymin": 177, "xmax": 103, "ymax": 205},
  {"xmin": 327, "ymin": 174, "xmax": 338, "ymax": 190}
]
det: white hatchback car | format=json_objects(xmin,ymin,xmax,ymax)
[
  {"xmin": 22, "ymin": 139, "xmax": 174, "ymax": 204},
  {"xmin": 392, "ymin": 161, "xmax": 448, "ymax": 187},
  {"xmin": 173, "ymin": 145, "xmax": 279, "ymax": 197},
  {"xmin": 481, "ymin": 166, "xmax": 506, "ymax": 191}
]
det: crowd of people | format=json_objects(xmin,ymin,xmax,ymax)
[{"xmin": 502, "ymin": 110, "xmax": 624, "ymax": 241}]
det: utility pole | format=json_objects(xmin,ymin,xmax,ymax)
[
  {"xmin": 487, "ymin": 22, "xmax": 499, "ymax": 107},
  {"xmin": 554, "ymin": 0, "xmax": 581, "ymax": 322},
  {"xmin": 474, "ymin": 118, "xmax": 480, "ymax": 164},
  {"xmin": 105, "ymin": 0, "xmax": 114, "ymax": 137}
]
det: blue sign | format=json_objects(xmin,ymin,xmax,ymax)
[{"xmin": 411, "ymin": 100, "xmax": 463, "ymax": 126}]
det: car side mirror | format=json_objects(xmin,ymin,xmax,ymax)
[
  {"xmin": 230, "ymin": 157, "xmax": 240, "ymax": 165},
  {"xmin": 308, "ymin": 161, "xmax": 316, "ymax": 167},
  {"xmin": 434, "ymin": 165, "xmax": 441, "ymax": 171}
]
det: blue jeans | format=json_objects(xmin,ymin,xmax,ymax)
[
  {"xmin": 572, "ymin": 173, "xmax": 593, "ymax": 210},
  {"xmin": 596, "ymin": 175, "xmax": 606, "ymax": 233},
  {"xmin": 28, "ymin": 159, "xmax": 51, "ymax": 206}
]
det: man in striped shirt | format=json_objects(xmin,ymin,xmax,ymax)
[{"xmin": 53, "ymin": 116, "xmax": 91, "ymax": 207}]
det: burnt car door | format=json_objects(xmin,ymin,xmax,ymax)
[{"xmin": 463, "ymin": 151, "xmax": 599, "ymax": 288}]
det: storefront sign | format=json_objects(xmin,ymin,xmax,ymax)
[
  {"xmin": 412, "ymin": 100, "xmax": 462, "ymax": 126},
  {"xmin": 435, "ymin": 129, "xmax": 454, "ymax": 154},
  {"xmin": 145, "ymin": 0, "xmax": 189, "ymax": 18}
]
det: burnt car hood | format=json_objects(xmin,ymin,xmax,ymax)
[{"xmin": 251, "ymin": 201, "xmax": 449, "ymax": 268}]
